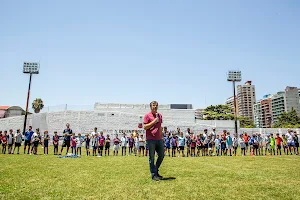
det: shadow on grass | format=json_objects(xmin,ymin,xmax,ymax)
[{"xmin": 161, "ymin": 177, "xmax": 176, "ymax": 181}]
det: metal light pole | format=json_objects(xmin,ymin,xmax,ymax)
[
  {"xmin": 227, "ymin": 70, "xmax": 241, "ymax": 137},
  {"xmin": 22, "ymin": 62, "xmax": 40, "ymax": 135}
]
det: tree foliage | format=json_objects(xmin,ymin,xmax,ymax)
[
  {"xmin": 273, "ymin": 108, "xmax": 300, "ymax": 128},
  {"xmin": 204, "ymin": 104, "xmax": 234, "ymax": 120},
  {"xmin": 237, "ymin": 116, "xmax": 255, "ymax": 128},
  {"xmin": 32, "ymin": 98, "xmax": 44, "ymax": 113}
]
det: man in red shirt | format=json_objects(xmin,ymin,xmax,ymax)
[{"xmin": 144, "ymin": 101, "xmax": 164, "ymax": 181}]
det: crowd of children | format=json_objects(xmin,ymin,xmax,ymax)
[
  {"xmin": 1, "ymin": 126, "xmax": 299, "ymax": 157},
  {"xmin": 162, "ymin": 127, "xmax": 300, "ymax": 157}
]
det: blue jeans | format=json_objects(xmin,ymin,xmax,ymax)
[{"xmin": 146, "ymin": 140, "xmax": 165, "ymax": 177}]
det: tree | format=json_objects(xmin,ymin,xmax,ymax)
[
  {"xmin": 273, "ymin": 108, "xmax": 300, "ymax": 128},
  {"xmin": 203, "ymin": 104, "xmax": 234, "ymax": 120},
  {"xmin": 32, "ymin": 98, "xmax": 44, "ymax": 113},
  {"xmin": 237, "ymin": 116, "xmax": 255, "ymax": 128}
]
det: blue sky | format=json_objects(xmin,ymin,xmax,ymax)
[{"xmin": 0, "ymin": 0, "xmax": 299, "ymax": 110}]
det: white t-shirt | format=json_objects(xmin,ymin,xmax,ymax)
[
  {"xmin": 8, "ymin": 134, "xmax": 14, "ymax": 145},
  {"xmin": 286, "ymin": 133, "xmax": 294, "ymax": 143},
  {"xmin": 238, "ymin": 138, "xmax": 245, "ymax": 148},
  {"xmin": 91, "ymin": 131, "xmax": 99, "ymax": 137},
  {"xmin": 31, "ymin": 132, "xmax": 38, "ymax": 141},
  {"xmin": 139, "ymin": 137, "xmax": 145, "ymax": 147},
  {"xmin": 121, "ymin": 137, "xmax": 127, "ymax": 147},
  {"xmin": 134, "ymin": 138, "xmax": 139, "ymax": 147},
  {"xmin": 76, "ymin": 137, "xmax": 84, "ymax": 147},
  {"xmin": 210, "ymin": 132, "xmax": 216, "ymax": 140},
  {"xmin": 15, "ymin": 133, "xmax": 22, "ymax": 143}
]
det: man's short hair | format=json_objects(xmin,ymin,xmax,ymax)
[
  {"xmin": 150, "ymin": 101, "xmax": 158, "ymax": 107},
  {"xmin": 66, "ymin": 123, "xmax": 70, "ymax": 126}
]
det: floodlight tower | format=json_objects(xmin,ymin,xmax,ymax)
[
  {"xmin": 227, "ymin": 70, "xmax": 241, "ymax": 137},
  {"xmin": 22, "ymin": 62, "xmax": 40, "ymax": 135}
]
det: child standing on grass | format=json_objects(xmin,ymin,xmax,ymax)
[
  {"xmin": 275, "ymin": 133, "xmax": 283, "ymax": 156},
  {"xmin": 196, "ymin": 134, "xmax": 201, "ymax": 157},
  {"xmin": 265, "ymin": 134, "xmax": 271, "ymax": 156},
  {"xmin": 13, "ymin": 129, "xmax": 22, "ymax": 154},
  {"xmin": 294, "ymin": 131, "xmax": 299, "ymax": 155},
  {"xmin": 7, "ymin": 129, "xmax": 14, "ymax": 154},
  {"xmin": 233, "ymin": 135, "xmax": 239, "ymax": 156},
  {"xmin": 270, "ymin": 134, "xmax": 276, "ymax": 156},
  {"xmin": 121, "ymin": 132, "xmax": 127, "ymax": 156},
  {"xmin": 190, "ymin": 133, "xmax": 196, "ymax": 157},
  {"xmin": 91, "ymin": 134, "xmax": 97, "ymax": 156},
  {"xmin": 138, "ymin": 134, "xmax": 145, "ymax": 156},
  {"xmin": 113, "ymin": 134, "xmax": 121, "ymax": 156},
  {"xmin": 186, "ymin": 134, "xmax": 191, "ymax": 157},
  {"xmin": 31, "ymin": 131, "xmax": 41, "ymax": 155},
  {"xmin": 221, "ymin": 133, "xmax": 226, "ymax": 156},
  {"xmin": 178, "ymin": 132, "xmax": 185, "ymax": 157},
  {"xmin": 134, "ymin": 133, "xmax": 139, "ymax": 156},
  {"xmin": 207, "ymin": 136, "xmax": 213, "ymax": 156},
  {"xmin": 2, "ymin": 131, "xmax": 8, "ymax": 154},
  {"xmin": 164, "ymin": 133, "xmax": 171, "ymax": 157},
  {"xmin": 98, "ymin": 132, "xmax": 105, "ymax": 157},
  {"xmin": 138, "ymin": 134, "xmax": 145, "ymax": 157},
  {"xmin": 252, "ymin": 134, "xmax": 259, "ymax": 156},
  {"xmin": 128, "ymin": 134, "xmax": 134, "ymax": 156},
  {"xmin": 239, "ymin": 134, "xmax": 246, "ymax": 156},
  {"xmin": 53, "ymin": 132, "xmax": 60, "ymax": 155},
  {"xmin": 226, "ymin": 132, "xmax": 233, "ymax": 156},
  {"xmin": 171, "ymin": 134, "xmax": 177, "ymax": 157},
  {"xmin": 71, "ymin": 133, "xmax": 77, "ymax": 155},
  {"xmin": 43, "ymin": 131, "xmax": 50, "ymax": 155},
  {"xmin": 203, "ymin": 134, "xmax": 209, "ymax": 156},
  {"xmin": 105, "ymin": 134, "xmax": 111, "ymax": 156},
  {"xmin": 215, "ymin": 135, "xmax": 221, "ymax": 156},
  {"xmin": 76, "ymin": 133, "xmax": 84, "ymax": 156},
  {"xmin": 282, "ymin": 134, "xmax": 288, "ymax": 155},
  {"xmin": 84, "ymin": 134, "xmax": 90, "ymax": 156}
]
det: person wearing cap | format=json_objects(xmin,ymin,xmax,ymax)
[{"xmin": 143, "ymin": 101, "xmax": 164, "ymax": 181}]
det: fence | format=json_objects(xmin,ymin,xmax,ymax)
[{"xmin": 28, "ymin": 104, "xmax": 94, "ymax": 113}]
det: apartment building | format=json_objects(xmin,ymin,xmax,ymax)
[{"xmin": 237, "ymin": 81, "xmax": 256, "ymax": 120}]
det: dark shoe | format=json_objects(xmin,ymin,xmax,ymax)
[
  {"xmin": 152, "ymin": 175, "xmax": 160, "ymax": 182},
  {"xmin": 157, "ymin": 173, "xmax": 163, "ymax": 180}
]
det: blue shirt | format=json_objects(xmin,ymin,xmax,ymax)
[
  {"xmin": 63, "ymin": 129, "xmax": 73, "ymax": 141},
  {"xmin": 164, "ymin": 137, "xmax": 171, "ymax": 147},
  {"xmin": 178, "ymin": 136, "xmax": 185, "ymax": 147},
  {"xmin": 25, "ymin": 131, "xmax": 34, "ymax": 141},
  {"xmin": 226, "ymin": 136, "xmax": 233, "ymax": 146}
]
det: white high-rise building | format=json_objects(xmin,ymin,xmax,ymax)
[{"xmin": 237, "ymin": 81, "xmax": 256, "ymax": 120}]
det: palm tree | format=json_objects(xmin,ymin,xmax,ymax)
[{"xmin": 32, "ymin": 98, "xmax": 44, "ymax": 113}]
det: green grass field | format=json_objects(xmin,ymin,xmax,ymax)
[{"xmin": 1, "ymin": 147, "xmax": 300, "ymax": 200}]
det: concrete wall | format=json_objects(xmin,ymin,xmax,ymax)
[
  {"xmin": 0, "ymin": 110, "xmax": 236, "ymax": 135},
  {"xmin": 1, "ymin": 110, "xmax": 299, "ymax": 139}
]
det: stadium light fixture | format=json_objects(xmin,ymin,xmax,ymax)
[
  {"xmin": 227, "ymin": 70, "xmax": 241, "ymax": 137},
  {"xmin": 22, "ymin": 62, "xmax": 40, "ymax": 135}
]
